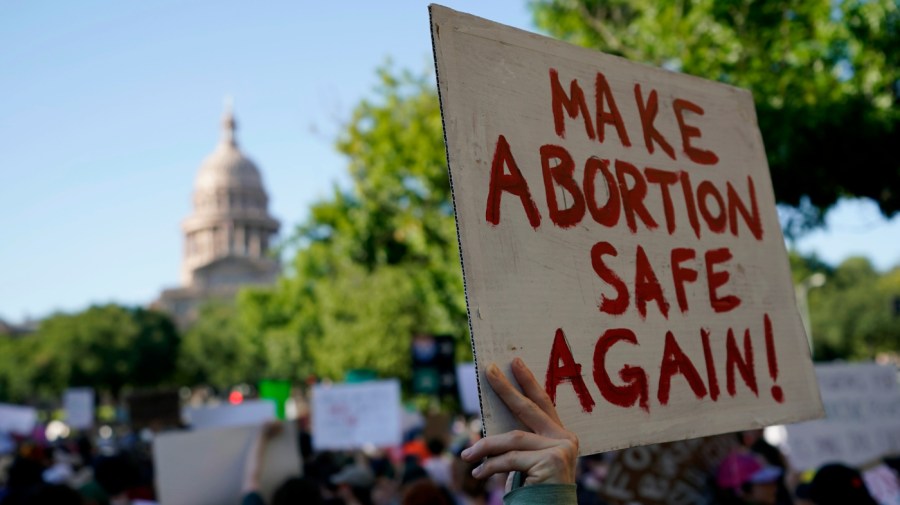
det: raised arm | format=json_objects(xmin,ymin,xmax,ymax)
[{"xmin": 242, "ymin": 421, "xmax": 284, "ymax": 494}]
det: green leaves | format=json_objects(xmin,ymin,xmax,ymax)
[
  {"xmin": 532, "ymin": 0, "xmax": 900, "ymax": 225},
  {"xmin": 0, "ymin": 304, "xmax": 179, "ymax": 401},
  {"xmin": 235, "ymin": 67, "xmax": 468, "ymax": 382},
  {"xmin": 798, "ymin": 255, "xmax": 900, "ymax": 361}
]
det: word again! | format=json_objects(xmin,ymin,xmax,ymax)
[{"xmin": 543, "ymin": 313, "xmax": 785, "ymax": 414}]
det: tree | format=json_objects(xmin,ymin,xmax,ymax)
[
  {"xmin": 531, "ymin": 0, "xmax": 900, "ymax": 233},
  {"xmin": 177, "ymin": 300, "xmax": 260, "ymax": 390},
  {"xmin": 3, "ymin": 304, "xmax": 180, "ymax": 401},
  {"xmin": 0, "ymin": 336, "xmax": 34, "ymax": 402},
  {"xmin": 806, "ymin": 256, "xmax": 900, "ymax": 360},
  {"xmin": 240, "ymin": 68, "xmax": 469, "ymax": 381}
]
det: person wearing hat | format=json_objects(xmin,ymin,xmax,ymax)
[
  {"xmin": 716, "ymin": 452, "xmax": 783, "ymax": 505},
  {"xmin": 331, "ymin": 462, "xmax": 376, "ymax": 505},
  {"xmin": 807, "ymin": 463, "xmax": 878, "ymax": 505}
]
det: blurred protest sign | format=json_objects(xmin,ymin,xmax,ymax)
[
  {"xmin": 864, "ymin": 463, "xmax": 900, "ymax": 505},
  {"xmin": 781, "ymin": 363, "xmax": 900, "ymax": 471},
  {"xmin": 601, "ymin": 434, "xmax": 736, "ymax": 505},
  {"xmin": 411, "ymin": 334, "xmax": 457, "ymax": 398},
  {"xmin": 430, "ymin": 5, "xmax": 823, "ymax": 454},
  {"xmin": 0, "ymin": 403, "xmax": 37, "ymax": 435},
  {"xmin": 127, "ymin": 390, "xmax": 180, "ymax": 429},
  {"xmin": 345, "ymin": 369, "xmax": 377, "ymax": 383},
  {"xmin": 63, "ymin": 387, "xmax": 94, "ymax": 430},
  {"xmin": 312, "ymin": 379, "xmax": 401, "ymax": 450},
  {"xmin": 259, "ymin": 380, "xmax": 291, "ymax": 420},
  {"xmin": 424, "ymin": 413, "xmax": 452, "ymax": 444},
  {"xmin": 456, "ymin": 363, "xmax": 480, "ymax": 415},
  {"xmin": 184, "ymin": 399, "xmax": 277, "ymax": 430},
  {"xmin": 154, "ymin": 422, "xmax": 300, "ymax": 505}
]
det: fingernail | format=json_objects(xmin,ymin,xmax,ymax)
[
  {"xmin": 472, "ymin": 463, "xmax": 483, "ymax": 477},
  {"xmin": 512, "ymin": 357, "xmax": 523, "ymax": 368},
  {"xmin": 487, "ymin": 363, "xmax": 499, "ymax": 377},
  {"xmin": 461, "ymin": 447, "xmax": 471, "ymax": 458}
]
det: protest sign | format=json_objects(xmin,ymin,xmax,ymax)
[
  {"xmin": 782, "ymin": 363, "xmax": 900, "ymax": 472},
  {"xmin": 864, "ymin": 463, "xmax": 900, "ymax": 505},
  {"xmin": 127, "ymin": 390, "xmax": 181, "ymax": 429},
  {"xmin": 259, "ymin": 380, "xmax": 291, "ymax": 420},
  {"xmin": 64, "ymin": 388, "xmax": 94, "ymax": 430},
  {"xmin": 430, "ymin": 5, "xmax": 823, "ymax": 455},
  {"xmin": 412, "ymin": 335, "xmax": 458, "ymax": 398},
  {"xmin": 153, "ymin": 422, "xmax": 300, "ymax": 505},
  {"xmin": 311, "ymin": 379, "xmax": 401, "ymax": 451},
  {"xmin": 456, "ymin": 363, "xmax": 481, "ymax": 415},
  {"xmin": 184, "ymin": 399, "xmax": 277, "ymax": 430},
  {"xmin": 0, "ymin": 403, "xmax": 38, "ymax": 435},
  {"xmin": 602, "ymin": 434, "xmax": 736, "ymax": 505}
]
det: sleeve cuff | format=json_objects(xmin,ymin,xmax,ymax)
[{"xmin": 502, "ymin": 483, "xmax": 577, "ymax": 505}]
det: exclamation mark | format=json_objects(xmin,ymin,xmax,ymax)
[{"xmin": 764, "ymin": 313, "xmax": 784, "ymax": 403}]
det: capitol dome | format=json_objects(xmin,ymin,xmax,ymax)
[
  {"xmin": 179, "ymin": 102, "xmax": 280, "ymax": 287},
  {"xmin": 194, "ymin": 111, "xmax": 265, "ymax": 192}
]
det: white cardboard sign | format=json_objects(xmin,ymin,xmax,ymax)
[
  {"xmin": 64, "ymin": 388, "xmax": 94, "ymax": 430},
  {"xmin": 864, "ymin": 464, "xmax": 900, "ymax": 505},
  {"xmin": 153, "ymin": 422, "xmax": 301, "ymax": 505},
  {"xmin": 457, "ymin": 363, "xmax": 481, "ymax": 415},
  {"xmin": 0, "ymin": 403, "xmax": 38, "ymax": 435},
  {"xmin": 184, "ymin": 399, "xmax": 277, "ymax": 430},
  {"xmin": 311, "ymin": 380, "xmax": 401, "ymax": 451},
  {"xmin": 430, "ymin": 5, "xmax": 823, "ymax": 455},
  {"xmin": 782, "ymin": 363, "xmax": 900, "ymax": 472}
]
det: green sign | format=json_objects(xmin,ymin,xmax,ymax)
[{"xmin": 259, "ymin": 380, "xmax": 291, "ymax": 420}]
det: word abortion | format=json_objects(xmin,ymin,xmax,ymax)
[{"xmin": 485, "ymin": 69, "xmax": 764, "ymax": 243}]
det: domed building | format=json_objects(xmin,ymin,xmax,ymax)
[{"xmin": 154, "ymin": 103, "xmax": 280, "ymax": 327}]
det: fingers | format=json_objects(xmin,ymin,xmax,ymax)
[
  {"xmin": 475, "ymin": 360, "xmax": 581, "ymax": 487},
  {"xmin": 510, "ymin": 357, "xmax": 563, "ymax": 426},
  {"xmin": 486, "ymin": 362, "xmax": 565, "ymax": 438},
  {"xmin": 470, "ymin": 443, "xmax": 578, "ymax": 485},
  {"xmin": 470, "ymin": 450, "xmax": 540, "ymax": 480},
  {"xmin": 460, "ymin": 430, "xmax": 555, "ymax": 462}
]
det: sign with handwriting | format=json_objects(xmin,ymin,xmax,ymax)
[{"xmin": 431, "ymin": 5, "xmax": 823, "ymax": 454}]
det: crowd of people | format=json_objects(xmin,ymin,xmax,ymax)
[{"xmin": 0, "ymin": 360, "xmax": 897, "ymax": 505}]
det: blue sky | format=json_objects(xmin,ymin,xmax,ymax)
[{"xmin": 2, "ymin": 1, "xmax": 899, "ymax": 322}]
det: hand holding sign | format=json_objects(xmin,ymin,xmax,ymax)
[{"xmin": 462, "ymin": 358, "xmax": 578, "ymax": 486}]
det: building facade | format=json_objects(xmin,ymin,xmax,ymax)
[{"xmin": 154, "ymin": 104, "xmax": 280, "ymax": 327}]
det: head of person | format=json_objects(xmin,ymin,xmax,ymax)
[
  {"xmin": 93, "ymin": 453, "xmax": 136, "ymax": 498},
  {"xmin": 401, "ymin": 478, "xmax": 452, "ymax": 505},
  {"xmin": 331, "ymin": 463, "xmax": 375, "ymax": 505},
  {"xmin": 23, "ymin": 483, "xmax": 85, "ymax": 505},
  {"xmin": 426, "ymin": 438, "xmax": 446, "ymax": 458},
  {"xmin": 272, "ymin": 476, "xmax": 322, "ymax": 505},
  {"xmin": 716, "ymin": 453, "xmax": 781, "ymax": 505},
  {"xmin": 808, "ymin": 463, "xmax": 877, "ymax": 505},
  {"xmin": 452, "ymin": 456, "xmax": 487, "ymax": 499},
  {"xmin": 737, "ymin": 430, "xmax": 764, "ymax": 448}
]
